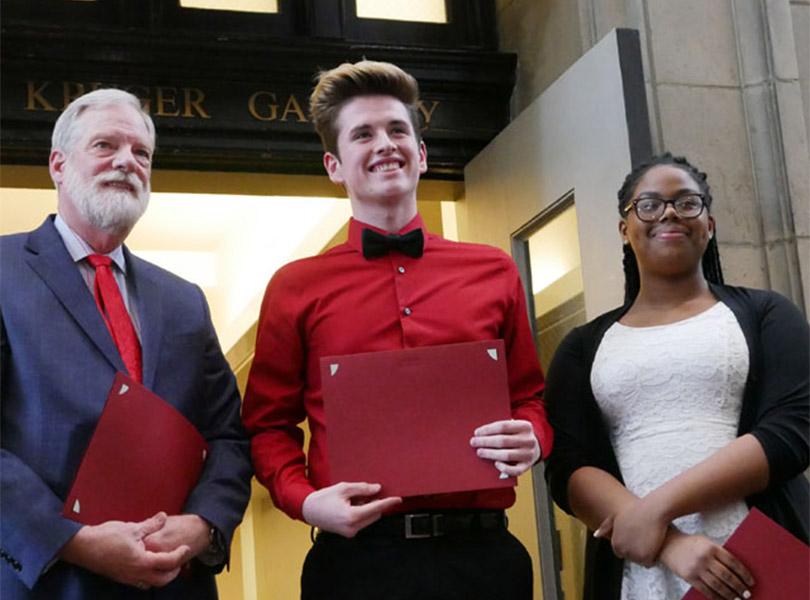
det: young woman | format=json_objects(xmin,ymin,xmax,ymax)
[{"xmin": 544, "ymin": 154, "xmax": 809, "ymax": 600}]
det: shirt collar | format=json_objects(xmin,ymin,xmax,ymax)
[
  {"xmin": 347, "ymin": 213, "xmax": 427, "ymax": 256},
  {"xmin": 54, "ymin": 213, "xmax": 127, "ymax": 274}
]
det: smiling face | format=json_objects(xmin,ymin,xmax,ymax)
[
  {"xmin": 50, "ymin": 103, "xmax": 153, "ymax": 237},
  {"xmin": 620, "ymin": 164, "xmax": 715, "ymax": 279},
  {"xmin": 323, "ymin": 95, "xmax": 427, "ymax": 211}
]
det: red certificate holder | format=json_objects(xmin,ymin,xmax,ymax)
[
  {"xmin": 321, "ymin": 339, "xmax": 514, "ymax": 498},
  {"xmin": 682, "ymin": 508, "xmax": 809, "ymax": 599},
  {"xmin": 63, "ymin": 372, "xmax": 208, "ymax": 525}
]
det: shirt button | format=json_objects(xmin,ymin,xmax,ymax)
[
  {"xmin": 398, "ymin": 266, "xmax": 406, "ymax": 274},
  {"xmin": 403, "ymin": 307, "xmax": 412, "ymax": 316}
]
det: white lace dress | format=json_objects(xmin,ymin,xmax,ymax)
[{"xmin": 591, "ymin": 302, "xmax": 750, "ymax": 599}]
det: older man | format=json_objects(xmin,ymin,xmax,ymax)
[{"xmin": 0, "ymin": 89, "xmax": 252, "ymax": 599}]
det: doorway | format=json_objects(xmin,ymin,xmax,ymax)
[
  {"xmin": 459, "ymin": 28, "xmax": 652, "ymax": 599},
  {"xmin": 512, "ymin": 194, "xmax": 588, "ymax": 599}
]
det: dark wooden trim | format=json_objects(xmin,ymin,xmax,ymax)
[
  {"xmin": 2, "ymin": 0, "xmax": 497, "ymax": 48},
  {"xmin": 0, "ymin": 17, "xmax": 516, "ymax": 179},
  {"xmin": 307, "ymin": 0, "xmax": 344, "ymax": 39}
]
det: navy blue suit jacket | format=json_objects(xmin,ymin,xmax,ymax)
[{"xmin": 0, "ymin": 216, "xmax": 253, "ymax": 599}]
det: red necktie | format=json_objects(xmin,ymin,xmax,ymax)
[{"xmin": 86, "ymin": 254, "xmax": 142, "ymax": 382}]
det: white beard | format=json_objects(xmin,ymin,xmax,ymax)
[{"xmin": 63, "ymin": 167, "xmax": 150, "ymax": 233}]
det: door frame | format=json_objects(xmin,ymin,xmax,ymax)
[{"xmin": 460, "ymin": 28, "xmax": 653, "ymax": 599}]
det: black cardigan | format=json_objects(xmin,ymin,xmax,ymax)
[{"xmin": 544, "ymin": 284, "xmax": 809, "ymax": 600}]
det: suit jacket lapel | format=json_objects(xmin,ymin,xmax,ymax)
[
  {"xmin": 126, "ymin": 249, "xmax": 163, "ymax": 389},
  {"xmin": 24, "ymin": 217, "xmax": 126, "ymax": 373}
]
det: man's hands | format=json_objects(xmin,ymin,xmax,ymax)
[
  {"xmin": 142, "ymin": 514, "xmax": 210, "ymax": 558},
  {"xmin": 470, "ymin": 419, "xmax": 540, "ymax": 478},
  {"xmin": 659, "ymin": 529, "xmax": 754, "ymax": 600},
  {"xmin": 302, "ymin": 482, "xmax": 402, "ymax": 538},
  {"xmin": 59, "ymin": 512, "xmax": 191, "ymax": 590}
]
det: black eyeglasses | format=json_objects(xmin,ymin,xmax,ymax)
[{"xmin": 623, "ymin": 193, "xmax": 706, "ymax": 222}]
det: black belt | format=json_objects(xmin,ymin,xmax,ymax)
[{"xmin": 337, "ymin": 510, "xmax": 508, "ymax": 540}]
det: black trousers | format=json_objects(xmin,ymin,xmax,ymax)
[{"xmin": 300, "ymin": 525, "xmax": 533, "ymax": 600}]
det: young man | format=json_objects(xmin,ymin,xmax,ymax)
[
  {"xmin": 242, "ymin": 61, "xmax": 552, "ymax": 599},
  {"xmin": 0, "ymin": 89, "xmax": 253, "ymax": 599}
]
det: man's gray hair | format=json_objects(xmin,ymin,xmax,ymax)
[{"xmin": 51, "ymin": 88, "xmax": 156, "ymax": 154}]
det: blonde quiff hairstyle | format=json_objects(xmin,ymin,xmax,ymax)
[{"xmin": 309, "ymin": 60, "xmax": 422, "ymax": 156}]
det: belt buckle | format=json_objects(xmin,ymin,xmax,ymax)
[{"xmin": 404, "ymin": 513, "xmax": 443, "ymax": 539}]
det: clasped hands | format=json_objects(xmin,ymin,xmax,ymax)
[
  {"xmin": 595, "ymin": 499, "xmax": 755, "ymax": 600},
  {"xmin": 302, "ymin": 419, "xmax": 540, "ymax": 538},
  {"xmin": 60, "ymin": 512, "xmax": 210, "ymax": 590}
]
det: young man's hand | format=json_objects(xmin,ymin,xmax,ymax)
[
  {"xmin": 470, "ymin": 419, "xmax": 540, "ymax": 478},
  {"xmin": 302, "ymin": 482, "xmax": 402, "ymax": 538}
]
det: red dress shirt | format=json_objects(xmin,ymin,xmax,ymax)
[{"xmin": 243, "ymin": 214, "xmax": 552, "ymax": 520}]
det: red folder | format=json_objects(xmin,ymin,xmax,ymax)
[
  {"xmin": 321, "ymin": 339, "xmax": 514, "ymax": 497},
  {"xmin": 682, "ymin": 508, "xmax": 809, "ymax": 599},
  {"xmin": 63, "ymin": 372, "xmax": 208, "ymax": 525}
]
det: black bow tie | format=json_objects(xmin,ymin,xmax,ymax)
[{"xmin": 362, "ymin": 228, "xmax": 424, "ymax": 259}]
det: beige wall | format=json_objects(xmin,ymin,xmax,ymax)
[
  {"xmin": 790, "ymin": 0, "xmax": 810, "ymax": 313},
  {"xmin": 496, "ymin": 0, "xmax": 585, "ymax": 115},
  {"xmin": 791, "ymin": 0, "xmax": 810, "ymax": 154}
]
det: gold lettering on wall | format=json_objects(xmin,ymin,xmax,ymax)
[
  {"xmin": 26, "ymin": 82, "xmax": 57, "ymax": 111},
  {"xmin": 154, "ymin": 87, "xmax": 180, "ymax": 117},
  {"xmin": 248, "ymin": 91, "xmax": 278, "ymax": 121},
  {"xmin": 183, "ymin": 88, "xmax": 211, "ymax": 119},
  {"xmin": 125, "ymin": 85, "xmax": 152, "ymax": 112},
  {"xmin": 418, "ymin": 100, "xmax": 440, "ymax": 128},
  {"xmin": 248, "ymin": 92, "xmax": 310, "ymax": 122},
  {"xmin": 23, "ymin": 81, "xmax": 212, "ymax": 119},
  {"xmin": 60, "ymin": 82, "xmax": 104, "ymax": 108},
  {"xmin": 22, "ymin": 82, "xmax": 435, "ymax": 130},
  {"xmin": 280, "ymin": 95, "xmax": 307, "ymax": 123},
  {"xmin": 62, "ymin": 82, "xmax": 86, "ymax": 108}
]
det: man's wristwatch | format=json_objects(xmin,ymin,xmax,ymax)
[
  {"xmin": 198, "ymin": 523, "xmax": 226, "ymax": 566},
  {"xmin": 209, "ymin": 525, "xmax": 222, "ymax": 551}
]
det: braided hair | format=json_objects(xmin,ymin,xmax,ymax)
[{"xmin": 617, "ymin": 153, "xmax": 724, "ymax": 304}]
